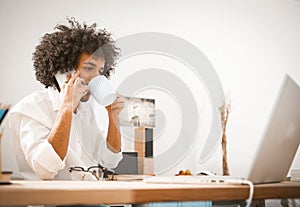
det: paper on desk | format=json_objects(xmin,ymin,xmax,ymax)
[{"xmin": 108, "ymin": 174, "xmax": 146, "ymax": 181}]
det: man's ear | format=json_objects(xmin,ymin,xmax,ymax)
[{"xmin": 101, "ymin": 64, "xmax": 109, "ymax": 76}]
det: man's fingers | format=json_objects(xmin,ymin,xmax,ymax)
[
  {"xmin": 74, "ymin": 77, "xmax": 87, "ymax": 87},
  {"xmin": 65, "ymin": 73, "xmax": 72, "ymax": 83},
  {"xmin": 67, "ymin": 70, "xmax": 80, "ymax": 84},
  {"xmin": 73, "ymin": 77, "xmax": 88, "ymax": 97},
  {"xmin": 111, "ymin": 102, "xmax": 125, "ymax": 109},
  {"xmin": 106, "ymin": 93, "xmax": 125, "ymax": 111},
  {"xmin": 111, "ymin": 95, "xmax": 125, "ymax": 109}
]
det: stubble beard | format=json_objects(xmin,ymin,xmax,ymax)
[{"xmin": 80, "ymin": 91, "xmax": 91, "ymax": 102}]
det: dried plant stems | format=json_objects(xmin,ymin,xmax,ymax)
[{"xmin": 220, "ymin": 103, "xmax": 231, "ymax": 176}]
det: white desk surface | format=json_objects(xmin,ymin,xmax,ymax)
[{"xmin": 0, "ymin": 180, "xmax": 299, "ymax": 206}]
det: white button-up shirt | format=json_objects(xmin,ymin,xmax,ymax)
[{"xmin": 8, "ymin": 87, "xmax": 123, "ymax": 180}]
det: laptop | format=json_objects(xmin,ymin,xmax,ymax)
[
  {"xmin": 144, "ymin": 74, "xmax": 300, "ymax": 184},
  {"xmin": 247, "ymin": 74, "xmax": 300, "ymax": 183}
]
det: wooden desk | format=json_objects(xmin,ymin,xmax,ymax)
[{"xmin": 0, "ymin": 180, "xmax": 299, "ymax": 206}]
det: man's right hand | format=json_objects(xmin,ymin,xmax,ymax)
[{"xmin": 61, "ymin": 70, "xmax": 88, "ymax": 113}]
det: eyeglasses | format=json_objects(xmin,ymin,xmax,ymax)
[{"xmin": 68, "ymin": 164, "xmax": 116, "ymax": 180}]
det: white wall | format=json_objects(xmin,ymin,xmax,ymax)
[{"xmin": 1, "ymin": 0, "xmax": 300, "ymax": 181}]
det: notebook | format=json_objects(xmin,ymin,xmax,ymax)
[{"xmin": 144, "ymin": 74, "xmax": 300, "ymax": 184}]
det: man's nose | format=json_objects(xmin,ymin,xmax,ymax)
[{"xmin": 88, "ymin": 71, "xmax": 101, "ymax": 83}]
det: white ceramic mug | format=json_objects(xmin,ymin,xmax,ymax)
[{"xmin": 88, "ymin": 75, "xmax": 116, "ymax": 106}]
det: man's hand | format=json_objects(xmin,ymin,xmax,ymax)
[
  {"xmin": 61, "ymin": 70, "xmax": 88, "ymax": 113},
  {"xmin": 105, "ymin": 93, "xmax": 125, "ymax": 118}
]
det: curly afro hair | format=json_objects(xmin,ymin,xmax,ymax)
[{"xmin": 33, "ymin": 17, "xmax": 120, "ymax": 88}]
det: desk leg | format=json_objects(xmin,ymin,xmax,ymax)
[{"xmin": 252, "ymin": 199, "xmax": 265, "ymax": 207}]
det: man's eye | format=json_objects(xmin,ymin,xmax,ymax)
[{"xmin": 83, "ymin": 67, "xmax": 93, "ymax": 71}]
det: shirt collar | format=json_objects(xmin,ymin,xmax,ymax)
[{"xmin": 47, "ymin": 87, "xmax": 61, "ymax": 111}]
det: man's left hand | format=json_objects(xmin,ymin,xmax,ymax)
[{"xmin": 105, "ymin": 93, "xmax": 125, "ymax": 118}]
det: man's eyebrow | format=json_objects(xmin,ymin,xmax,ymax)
[{"xmin": 83, "ymin": 62, "xmax": 97, "ymax": 67}]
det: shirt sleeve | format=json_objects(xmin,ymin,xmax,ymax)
[
  {"xmin": 98, "ymin": 134, "xmax": 123, "ymax": 169},
  {"xmin": 18, "ymin": 116, "xmax": 65, "ymax": 180}
]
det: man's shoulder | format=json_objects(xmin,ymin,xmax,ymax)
[
  {"xmin": 9, "ymin": 89, "xmax": 56, "ymax": 128},
  {"xmin": 11, "ymin": 89, "xmax": 52, "ymax": 114},
  {"xmin": 16, "ymin": 89, "xmax": 51, "ymax": 107}
]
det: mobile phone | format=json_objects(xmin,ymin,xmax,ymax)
[
  {"xmin": 55, "ymin": 70, "xmax": 75, "ymax": 86},
  {"xmin": 54, "ymin": 70, "xmax": 75, "ymax": 92}
]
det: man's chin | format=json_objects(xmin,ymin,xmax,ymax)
[{"xmin": 80, "ymin": 93, "xmax": 91, "ymax": 102}]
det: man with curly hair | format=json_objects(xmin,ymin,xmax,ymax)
[{"xmin": 8, "ymin": 18, "xmax": 125, "ymax": 181}]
